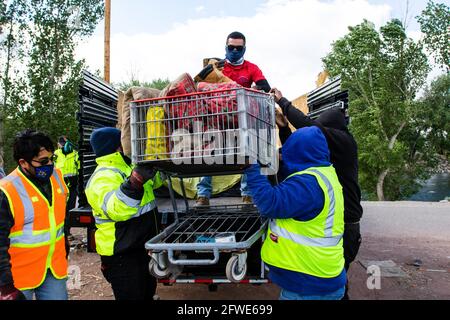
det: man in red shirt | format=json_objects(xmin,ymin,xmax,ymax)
[
  {"xmin": 196, "ymin": 31, "xmax": 271, "ymax": 207},
  {"xmin": 223, "ymin": 31, "xmax": 271, "ymax": 91}
]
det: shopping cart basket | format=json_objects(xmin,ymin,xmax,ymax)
[
  {"xmin": 133, "ymin": 88, "xmax": 275, "ymax": 284},
  {"xmin": 130, "ymin": 88, "xmax": 277, "ymax": 176},
  {"xmin": 146, "ymin": 181, "xmax": 268, "ymax": 283}
]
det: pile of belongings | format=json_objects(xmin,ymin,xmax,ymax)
[{"xmin": 117, "ymin": 58, "xmax": 261, "ymax": 161}]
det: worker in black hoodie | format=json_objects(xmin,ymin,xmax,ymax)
[{"xmin": 272, "ymin": 88, "xmax": 363, "ymax": 300}]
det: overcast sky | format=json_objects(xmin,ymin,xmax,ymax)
[{"xmin": 76, "ymin": 0, "xmax": 435, "ymax": 98}]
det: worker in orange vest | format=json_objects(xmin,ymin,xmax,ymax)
[{"xmin": 0, "ymin": 130, "xmax": 69, "ymax": 300}]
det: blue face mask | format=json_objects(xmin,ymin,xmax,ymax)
[
  {"xmin": 31, "ymin": 163, "xmax": 54, "ymax": 182},
  {"xmin": 225, "ymin": 46, "xmax": 246, "ymax": 65}
]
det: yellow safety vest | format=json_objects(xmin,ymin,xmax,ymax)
[
  {"xmin": 54, "ymin": 149, "xmax": 80, "ymax": 178},
  {"xmin": 261, "ymin": 166, "xmax": 345, "ymax": 278},
  {"xmin": 85, "ymin": 152, "xmax": 162, "ymax": 256}
]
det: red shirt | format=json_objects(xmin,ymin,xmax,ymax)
[{"xmin": 223, "ymin": 60, "xmax": 266, "ymax": 88}]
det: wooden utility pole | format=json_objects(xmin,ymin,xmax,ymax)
[{"xmin": 104, "ymin": 0, "xmax": 111, "ymax": 83}]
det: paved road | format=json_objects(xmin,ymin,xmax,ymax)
[
  {"xmin": 157, "ymin": 198, "xmax": 450, "ymax": 240},
  {"xmin": 361, "ymin": 201, "xmax": 450, "ymax": 241}
]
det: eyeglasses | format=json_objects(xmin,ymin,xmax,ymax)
[
  {"xmin": 227, "ymin": 45, "xmax": 245, "ymax": 52},
  {"xmin": 31, "ymin": 154, "xmax": 56, "ymax": 166}
]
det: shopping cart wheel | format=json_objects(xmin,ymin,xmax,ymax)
[
  {"xmin": 226, "ymin": 254, "xmax": 247, "ymax": 283},
  {"xmin": 149, "ymin": 259, "xmax": 171, "ymax": 279}
]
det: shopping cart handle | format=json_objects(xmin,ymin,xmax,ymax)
[
  {"xmin": 257, "ymin": 160, "xmax": 271, "ymax": 168},
  {"xmin": 167, "ymin": 249, "xmax": 220, "ymax": 266}
]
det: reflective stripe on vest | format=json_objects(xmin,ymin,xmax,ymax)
[
  {"xmin": 2, "ymin": 175, "xmax": 35, "ymax": 228},
  {"xmin": 53, "ymin": 168, "xmax": 66, "ymax": 193},
  {"xmin": 86, "ymin": 167, "xmax": 127, "ymax": 190},
  {"xmin": 269, "ymin": 220, "xmax": 342, "ymax": 247},
  {"xmin": 88, "ymin": 167, "xmax": 126, "ymax": 225},
  {"xmin": 89, "ymin": 167, "xmax": 157, "ymax": 225},
  {"xmin": 10, "ymin": 224, "xmax": 65, "ymax": 246},
  {"xmin": 94, "ymin": 198, "xmax": 157, "ymax": 225},
  {"xmin": 308, "ymin": 169, "xmax": 336, "ymax": 238},
  {"xmin": 270, "ymin": 168, "xmax": 343, "ymax": 247}
]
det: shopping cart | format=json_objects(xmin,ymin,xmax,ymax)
[
  {"xmin": 130, "ymin": 88, "xmax": 276, "ymax": 284},
  {"xmin": 130, "ymin": 87, "xmax": 278, "ymax": 176},
  {"xmin": 146, "ymin": 190, "xmax": 269, "ymax": 283}
]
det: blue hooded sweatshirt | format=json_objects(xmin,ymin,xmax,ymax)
[{"xmin": 245, "ymin": 126, "xmax": 346, "ymax": 295}]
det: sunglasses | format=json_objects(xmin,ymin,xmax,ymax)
[
  {"xmin": 31, "ymin": 154, "xmax": 56, "ymax": 166},
  {"xmin": 227, "ymin": 45, "xmax": 245, "ymax": 52}
]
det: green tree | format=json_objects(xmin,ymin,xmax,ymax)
[
  {"xmin": 0, "ymin": 0, "xmax": 29, "ymax": 159},
  {"xmin": 25, "ymin": 0, "xmax": 104, "ymax": 142},
  {"xmin": 1, "ymin": 0, "xmax": 104, "ymax": 171},
  {"xmin": 417, "ymin": 0, "xmax": 450, "ymax": 70},
  {"xmin": 418, "ymin": 73, "xmax": 450, "ymax": 157},
  {"xmin": 323, "ymin": 19, "xmax": 432, "ymax": 200},
  {"xmin": 387, "ymin": 74, "xmax": 450, "ymax": 199}
]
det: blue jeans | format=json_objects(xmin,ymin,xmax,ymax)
[
  {"xmin": 21, "ymin": 269, "xmax": 68, "ymax": 300},
  {"xmin": 279, "ymin": 286, "xmax": 345, "ymax": 300},
  {"xmin": 197, "ymin": 174, "xmax": 250, "ymax": 198}
]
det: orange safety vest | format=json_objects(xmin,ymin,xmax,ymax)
[{"xmin": 0, "ymin": 167, "xmax": 69, "ymax": 290}]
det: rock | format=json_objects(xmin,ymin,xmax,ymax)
[
  {"xmin": 360, "ymin": 260, "xmax": 410, "ymax": 278},
  {"xmin": 406, "ymin": 259, "xmax": 423, "ymax": 267}
]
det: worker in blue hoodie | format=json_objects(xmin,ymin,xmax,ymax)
[{"xmin": 245, "ymin": 126, "xmax": 346, "ymax": 300}]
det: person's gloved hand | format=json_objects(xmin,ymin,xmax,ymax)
[
  {"xmin": 129, "ymin": 164, "xmax": 156, "ymax": 190},
  {"xmin": 0, "ymin": 284, "xmax": 26, "ymax": 300}
]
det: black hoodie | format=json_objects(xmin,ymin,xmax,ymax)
[{"xmin": 278, "ymin": 97, "xmax": 363, "ymax": 223}]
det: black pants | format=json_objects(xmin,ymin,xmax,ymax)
[
  {"xmin": 64, "ymin": 176, "xmax": 78, "ymax": 236},
  {"xmin": 100, "ymin": 250, "xmax": 157, "ymax": 301},
  {"xmin": 342, "ymin": 222, "xmax": 362, "ymax": 300}
]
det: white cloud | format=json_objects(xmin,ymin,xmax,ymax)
[
  {"xmin": 76, "ymin": 0, "xmax": 392, "ymax": 98},
  {"xmin": 195, "ymin": 5, "xmax": 205, "ymax": 13}
]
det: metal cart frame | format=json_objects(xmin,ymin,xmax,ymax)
[
  {"xmin": 130, "ymin": 88, "xmax": 276, "ymax": 285},
  {"xmin": 147, "ymin": 176, "xmax": 269, "ymax": 284}
]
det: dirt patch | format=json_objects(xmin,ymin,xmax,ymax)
[{"xmin": 347, "ymin": 236, "xmax": 450, "ymax": 300}]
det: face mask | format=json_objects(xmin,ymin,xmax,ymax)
[
  {"xmin": 225, "ymin": 46, "xmax": 246, "ymax": 65},
  {"xmin": 30, "ymin": 163, "xmax": 54, "ymax": 182}
]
